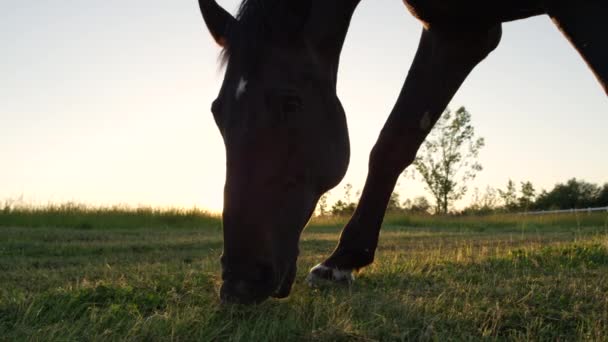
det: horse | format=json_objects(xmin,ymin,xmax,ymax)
[
  {"xmin": 197, "ymin": 0, "xmax": 607, "ymax": 304},
  {"xmin": 198, "ymin": 0, "xmax": 358, "ymax": 304}
]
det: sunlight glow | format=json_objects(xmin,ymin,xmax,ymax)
[{"xmin": 0, "ymin": 1, "xmax": 606, "ymax": 212}]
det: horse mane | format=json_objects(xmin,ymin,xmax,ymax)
[{"xmin": 220, "ymin": 0, "xmax": 311, "ymax": 66}]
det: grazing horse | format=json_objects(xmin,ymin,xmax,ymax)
[
  {"xmin": 198, "ymin": 0, "xmax": 358, "ymax": 304},
  {"xmin": 198, "ymin": 0, "xmax": 607, "ymax": 304}
]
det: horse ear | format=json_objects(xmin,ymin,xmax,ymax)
[{"xmin": 198, "ymin": 0, "xmax": 236, "ymax": 47}]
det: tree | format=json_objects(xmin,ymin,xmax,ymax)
[
  {"xmin": 386, "ymin": 191, "xmax": 402, "ymax": 213},
  {"xmin": 519, "ymin": 181, "xmax": 536, "ymax": 211},
  {"xmin": 596, "ymin": 184, "xmax": 608, "ymax": 207},
  {"xmin": 464, "ymin": 186, "xmax": 499, "ymax": 215},
  {"xmin": 343, "ymin": 183, "xmax": 353, "ymax": 205},
  {"xmin": 480, "ymin": 186, "xmax": 499, "ymax": 211},
  {"xmin": 498, "ymin": 179, "xmax": 518, "ymax": 211},
  {"xmin": 401, "ymin": 196, "xmax": 431, "ymax": 214},
  {"xmin": 411, "ymin": 107, "xmax": 485, "ymax": 214},
  {"xmin": 534, "ymin": 178, "xmax": 600, "ymax": 210},
  {"xmin": 409, "ymin": 196, "xmax": 431, "ymax": 214},
  {"xmin": 331, "ymin": 183, "xmax": 357, "ymax": 216},
  {"xmin": 317, "ymin": 192, "xmax": 330, "ymax": 216}
]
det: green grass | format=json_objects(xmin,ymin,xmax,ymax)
[
  {"xmin": 0, "ymin": 203, "xmax": 220, "ymax": 230},
  {"xmin": 1, "ymin": 206, "xmax": 608, "ymax": 340}
]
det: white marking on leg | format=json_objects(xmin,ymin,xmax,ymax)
[
  {"xmin": 331, "ymin": 268, "xmax": 354, "ymax": 282},
  {"xmin": 306, "ymin": 264, "xmax": 354, "ymax": 286},
  {"xmin": 236, "ymin": 77, "xmax": 247, "ymax": 100},
  {"xmin": 420, "ymin": 111, "xmax": 432, "ymax": 131}
]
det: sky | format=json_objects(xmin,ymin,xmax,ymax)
[{"xmin": 1, "ymin": 0, "xmax": 606, "ymax": 213}]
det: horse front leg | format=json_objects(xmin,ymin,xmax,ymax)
[{"xmin": 307, "ymin": 24, "xmax": 503, "ymax": 284}]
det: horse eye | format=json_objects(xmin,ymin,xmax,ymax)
[
  {"xmin": 281, "ymin": 95, "xmax": 302, "ymax": 114},
  {"xmin": 264, "ymin": 89, "xmax": 303, "ymax": 125}
]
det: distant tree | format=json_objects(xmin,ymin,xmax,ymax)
[
  {"xmin": 480, "ymin": 186, "xmax": 499, "ymax": 210},
  {"xmin": 464, "ymin": 188, "xmax": 483, "ymax": 214},
  {"xmin": 317, "ymin": 192, "xmax": 329, "ymax": 216},
  {"xmin": 411, "ymin": 107, "xmax": 485, "ymax": 214},
  {"xmin": 518, "ymin": 181, "xmax": 536, "ymax": 211},
  {"xmin": 465, "ymin": 186, "xmax": 499, "ymax": 215},
  {"xmin": 402, "ymin": 198, "xmax": 412, "ymax": 210},
  {"xmin": 498, "ymin": 179, "xmax": 518, "ymax": 212},
  {"xmin": 343, "ymin": 183, "xmax": 353, "ymax": 205},
  {"xmin": 331, "ymin": 183, "xmax": 357, "ymax": 216},
  {"xmin": 409, "ymin": 196, "xmax": 431, "ymax": 214},
  {"xmin": 532, "ymin": 190, "xmax": 550, "ymax": 210},
  {"xmin": 596, "ymin": 184, "xmax": 608, "ymax": 207},
  {"xmin": 331, "ymin": 200, "xmax": 356, "ymax": 216},
  {"xmin": 386, "ymin": 191, "xmax": 402, "ymax": 213},
  {"xmin": 331, "ymin": 200, "xmax": 345, "ymax": 215},
  {"xmin": 534, "ymin": 178, "xmax": 600, "ymax": 210}
]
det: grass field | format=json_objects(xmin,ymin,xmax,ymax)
[{"xmin": 1, "ymin": 205, "xmax": 608, "ymax": 340}]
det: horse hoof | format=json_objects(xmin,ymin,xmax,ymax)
[{"xmin": 305, "ymin": 263, "xmax": 355, "ymax": 287}]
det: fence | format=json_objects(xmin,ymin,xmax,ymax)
[{"xmin": 521, "ymin": 206, "xmax": 608, "ymax": 215}]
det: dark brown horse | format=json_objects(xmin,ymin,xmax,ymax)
[
  {"xmin": 198, "ymin": 0, "xmax": 357, "ymax": 304},
  {"xmin": 198, "ymin": 0, "xmax": 607, "ymax": 304}
]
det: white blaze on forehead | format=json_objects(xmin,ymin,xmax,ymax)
[
  {"xmin": 235, "ymin": 77, "xmax": 248, "ymax": 100},
  {"xmin": 420, "ymin": 111, "xmax": 432, "ymax": 131}
]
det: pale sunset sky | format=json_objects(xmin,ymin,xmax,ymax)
[{"xmin": 1, "ymin": 1, "xmax": 606, "ymax": 213}]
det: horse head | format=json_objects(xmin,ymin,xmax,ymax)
[{"xmin": 198, "ymin": 0, "xmax": 359, "ymax": 304}]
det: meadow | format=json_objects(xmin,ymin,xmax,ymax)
[{"xmin": 1, "ymin": 204, "xmax": 607, "ymax": 341}]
